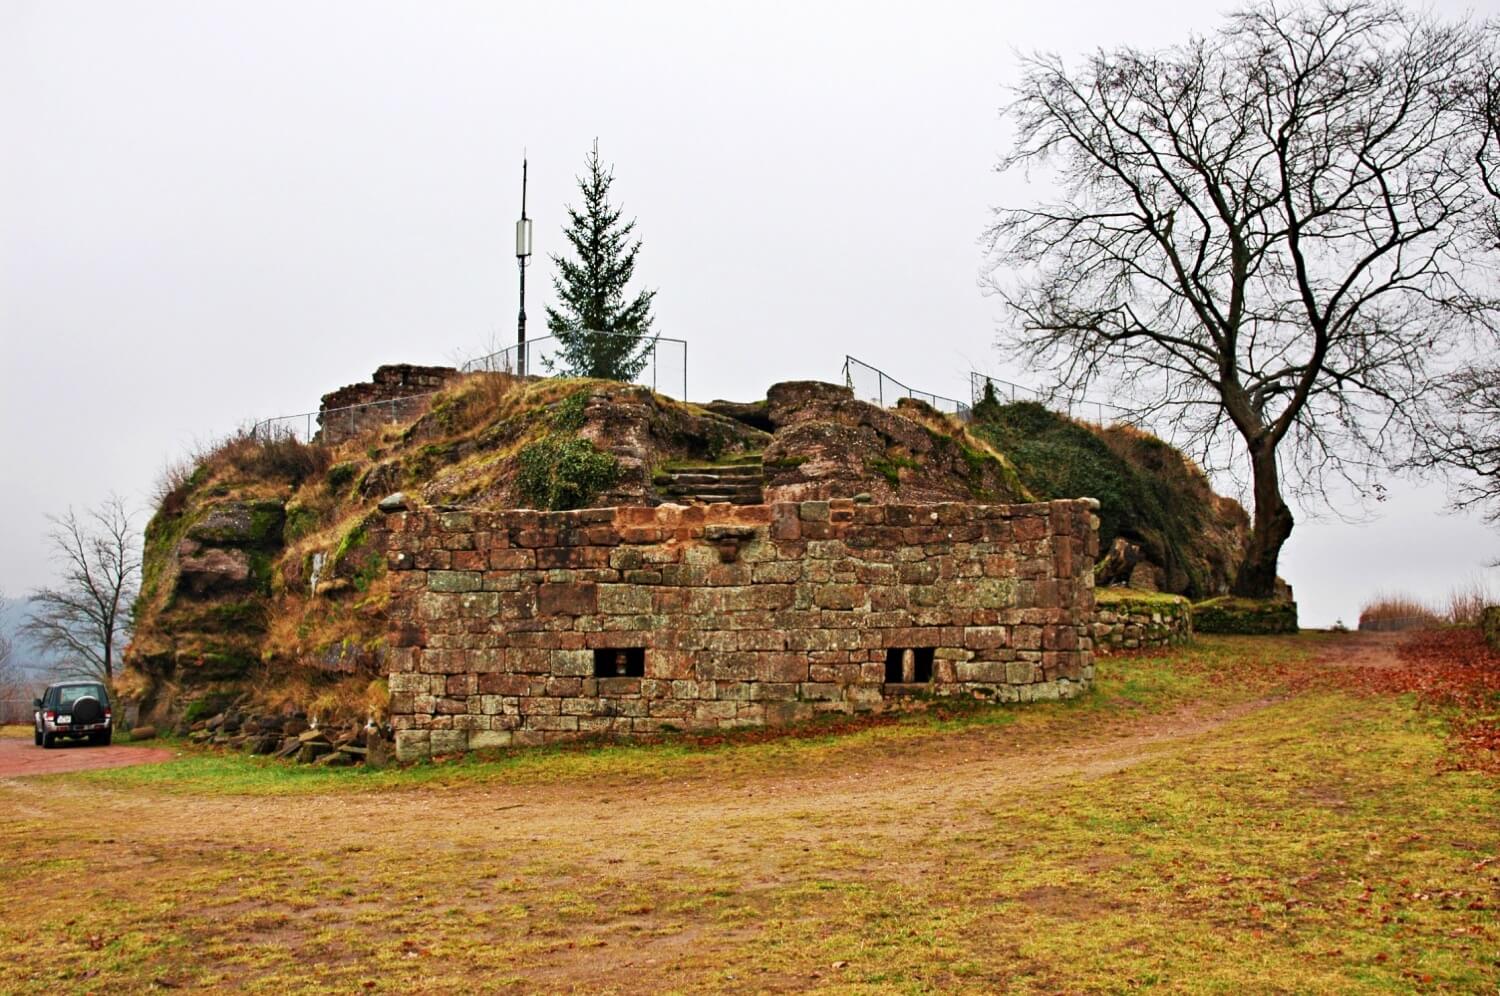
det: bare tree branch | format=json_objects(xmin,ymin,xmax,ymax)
[{"xmin": 1413, "ymin": 29, "xmax": 1500, "ymax": 534}]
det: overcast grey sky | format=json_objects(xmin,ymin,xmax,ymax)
[{"xmin": 2, "ymin": 0, "xmax": 1496, "ymax": 627}]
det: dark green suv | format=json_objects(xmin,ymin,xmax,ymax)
[{"xmin": 33, "ymin": 681, "xmax": 113, "ymax": 748}]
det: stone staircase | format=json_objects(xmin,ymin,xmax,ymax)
[{"xmin": 655, "ymin": 456, "xmax": 765, "ymax": 506}]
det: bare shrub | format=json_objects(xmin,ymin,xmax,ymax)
[
  {"xmin": 1360, "ymin": 579, "xmax": 1499, "ymax": 630},
  {"xmin": 151, "ymin": 426, "xmax": 333, "ymax": 516},
  {"xmin": 1444, "ymin": 577, "xmax": 1498, "ymax": 626},
  {"xmin": 1358, "ymin": 593, "xmax": 1444, "ymax": 632},
  {"xmin": 224, "ymin": 427, "xmax": 330, "ymax": 485}
]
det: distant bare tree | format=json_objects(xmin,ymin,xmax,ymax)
[
  {"xmin": 985, "ymin": 0, "xmax": 1494, "ymax": 597},
  {"xmin": 22, "ymin": 496, "xmax": 140, "ymax": 691},
  {"xmin": 0, "ymin": 627, "xmax": 17, "ymax": 722}
]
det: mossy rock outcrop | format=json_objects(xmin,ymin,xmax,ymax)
[
  {"xmin": 1192, "ymin": 596, "xmax": 1298, "ymax": 635},
  {"xmin": 972, "ymin": 401, "xmax": 1247, "ymax": 600},
  {"xmin": 183, "ymin": 500, "xmax": 286, "ymax": 546},
  {"xmin": 758, "ymin": 381, "xmax": 1029, "ymax": 505}
]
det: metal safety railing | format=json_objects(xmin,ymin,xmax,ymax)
[
  {"xmin": 251, "ymin": 393, "xmax": 441, "ymax": 444},
  {"xmin": 969, "ymin": 371, "xmax": 1136, "ymax": 427},
  {"xmin": 249, "ymin": 330, "xmax": 689, "ymax": 446},
  {"xmin": 842, "ymin": 356, "xmax": 973, "ymax": 418},
  {"xmin": 1, "ymin": 695, "xmax": 41, "ymax": 726},
  {"xmin": 462, "ymin": 330, "xmax": 688, "ymax": 401}
]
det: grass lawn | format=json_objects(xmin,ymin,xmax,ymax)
[{"xmin": 0, "ymin": 632, "xmax": 1495, "ymax": 993}]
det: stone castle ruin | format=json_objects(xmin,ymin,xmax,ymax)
[
  {"xmin": 380, "ymin": 496, "xmax": 1098, "ymax": 760},
  {"xmin": 130, "ymin": 361, "xmax": 1250, "ymax": 762}
]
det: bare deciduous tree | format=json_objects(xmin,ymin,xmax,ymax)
[
  {"xmin": 0, "ymin": 626, "xmax": 18, "ymax": 722},
  {"xmin": 22, "ymin": 496, "xmax": 140, "ymax": 691},
  {"xmin": 985, "ymin": 0, "xmax": 1494, "ymax": 597},
  {"xmin": 1414, "ymin": 33, "xmax": 1500, "ymax": 530}
]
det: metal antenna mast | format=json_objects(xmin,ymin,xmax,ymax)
[{"xmin": 516, "ymin": 155, "xmax": 533, "ymax": 376}]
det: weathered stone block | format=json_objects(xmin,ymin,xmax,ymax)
[
  {"xmin": 537, "ymin": 582, "xmax": 598, "ymax": 616},
  {"xmin": 429, "ymin": 570, "xmax": 482, "ymax": 593},
  {"xmin": 429, "ymin": 730, "xmax": 467, "ymax": 754},
  {"xmin": 552, "ymin": 650, "xmax": 593, "ymax": 677},
  {"xmin": 598, "ymin": 584, "xmax": 652, "ymax": 614},
  {"xmin": 468, "ymin": 730, "xmax": 513, "ymax": 750},
  {"xmin": 394, "ymin": 729, "xmax": 430, "ymax": 761}
]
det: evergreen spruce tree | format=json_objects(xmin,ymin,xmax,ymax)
[{"xmin": 545, "ymin": 141, "xmax": 656, "ymax": 381}]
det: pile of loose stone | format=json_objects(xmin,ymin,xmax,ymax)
[{"xmin": 180, "ymin": 700, "xmax": 393, "ymax": 766}]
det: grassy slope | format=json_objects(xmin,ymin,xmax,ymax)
[{"xmin": 1, "ymin": 633, "xmax": 1496, "ymax": 993}]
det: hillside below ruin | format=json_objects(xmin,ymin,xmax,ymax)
[{"xmin": 125, "ymin": 367, "xmax": 1247, "ymax": 729}]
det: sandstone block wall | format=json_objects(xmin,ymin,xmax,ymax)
[
  {"xmin": 380, "ymin": 498, "xmax": 1098, "ymax": 760},
  {"xmin": 1093, "ymin": 590, "xmax": 1193, "ymax": 652},
  {"xmin": 319, "ymin": 364, "xmax": 459, "ymax": 444}
]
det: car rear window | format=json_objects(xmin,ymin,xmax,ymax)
[{"xmin": 57, "ymin": 685, "xmax": 107, "ymax": 708}]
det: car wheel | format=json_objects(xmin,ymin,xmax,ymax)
[
  {"xmin": 34, "ymin": 727, "xmax": 42, "ymax": 747},
  {"xmin": 93, "ymin": 730, "xmax": 112, "ymax": 747},
  {"xmin": 40, "ymin": 732, "xmax": 54, "ymax": 749}
]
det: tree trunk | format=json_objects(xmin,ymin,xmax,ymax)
[{"xmin": 1231, "ymin": 441, "xmax": 1295, "ymax": 598}]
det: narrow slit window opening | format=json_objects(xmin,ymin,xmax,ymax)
[
  {"xmin": 593, "ymin": 647, "xmax": 645, "ymax": 678},
  {"xmin": 884, "ymin": 647, "xmax": 905, "ymax": 684}
]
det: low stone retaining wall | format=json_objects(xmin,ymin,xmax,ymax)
[
  {"xmin": 379, "ymin": 498, "xmax": 1099, "ymax": 759},
  {"xmin": 1093, "ymin": 589, "xmax": 1192, "ymax": 651},
  {"xmin": 1193, "ymin": 596, "xmax": 1299, "ymax": 634}
]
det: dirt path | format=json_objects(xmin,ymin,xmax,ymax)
[
  {"xmin": 0, "ymin": 736, "xmax": 175, "ymax": 778},
  {"xmin": 0, "ymin": 692, "xmax": 1280, "ymax": 991},
  {"xmin": 1310, "ymin": 629, "xmax": 1406, "ymax": 669},
  {"xmin": 7, "ymin": 632, "xmax": 1483, "ymax": 994}
]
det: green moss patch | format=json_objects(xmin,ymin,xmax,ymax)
[
  {"xmin": 1095, "ymin": 587, "xmax": 1191, "ymax": 616},
  {"xmin": 867, "ymin": 454, "xmax": 919, "ymax": 488},
  {"xmin": 517, "ymin": 436, "xmax": 621, "ymax": 510}
]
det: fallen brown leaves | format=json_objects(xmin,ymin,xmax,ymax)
[{"xmin": 1333, "ymin": 629, "xmax": 1500, "ymax": 774}]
